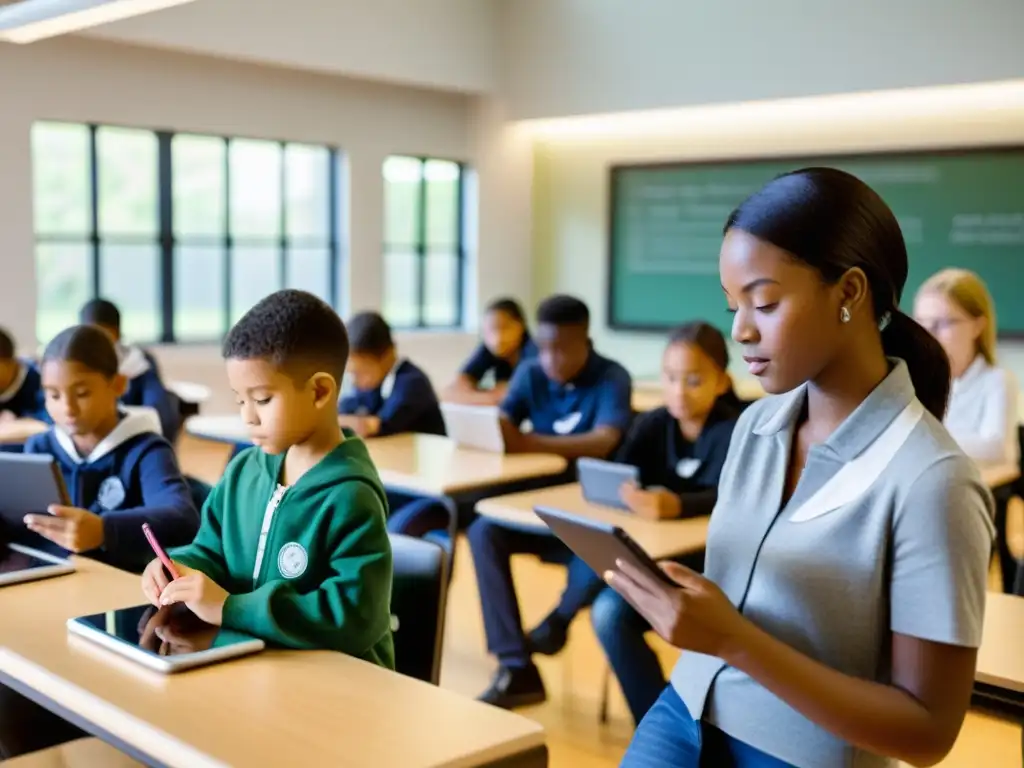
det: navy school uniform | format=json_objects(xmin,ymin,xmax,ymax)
[
  {"xmin": 338, "ymin": 358, "xmax": 445, "ymax": 437},
  {"xmin": 338, "ymin": 359, "xmax": 448, "ymax": 538},
  {"xmin": 460, "ymin": 335, "xmax": 538, "ymax": 390},
  {"xmin": 118, "ymin": 345, "xmax": 181, "ymax": 442},
  {"xmin": 0, "ymin": 361, "xmax": 48, "ymax": 454},
  {"xmin": 12, "ymin": 411, "xmax": 200, "ymax": 573},
  {"xmin": 467, "ymin": 350, "xmax": 634, "ymax": 669}
]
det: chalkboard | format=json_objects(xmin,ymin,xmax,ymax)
[{"xmin": 608, "ymin": 148, "xmax": 1024, "ymax": 336}]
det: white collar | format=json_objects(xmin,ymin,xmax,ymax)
[
  {"xmin": 0, "ymin": 362, "xmax": 27, "ymax": 405},
  {"xmin": 380, "ymin": 358, "xmax": 405, "ymax": 400},
  {"xmin": 118, "ymin": 345, "xmax": 151, "ymax": 379},
  {"xmin": 54, "ymin": 410, "xmax": 157, "ymax": 464},
  {"xmin": 954, "ymin": 355, "xmax": 988, "ymax": 389}
]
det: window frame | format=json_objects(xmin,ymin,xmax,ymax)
[
  {"xmin": 32, "ymin": 121, "xmax": 343, "ymax": 345},
  {"xmin": 382, "ymin": 154, "xmax": 467, "ymax": 330}
]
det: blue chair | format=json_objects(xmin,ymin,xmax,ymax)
[{"xmin": 389, "ymin": 533, "xmax": 449, "ymax": 685}]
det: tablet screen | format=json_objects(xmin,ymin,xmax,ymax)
[
  {"xmin": 0, "ymin": 546, "xmax": 60, "ymax": 575},
  {"xmin": 73, "ymin": 604, "xmax": 250, "ymax": 658}
]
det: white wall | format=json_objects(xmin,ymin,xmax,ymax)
[
  {"xmin": 0, "ymin": 37, "xmax": 508, "ymax": 412},
  {"xmin": 529, "ymin": 85, "xmax": 1024, "ymax": 384},
  {"xmin": 83, "ymin": 0, "xmax": 499, "ymax": 94},
  {"xmin": 500, "ymin": 0, "xmax": 1024, "ymax": 119}
]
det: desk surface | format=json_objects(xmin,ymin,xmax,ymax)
[
  {"xmin": 0, "ymin": 559, "xmax": 545, "ymax": 768},
  {"xmin": 475, "ymin": 483, "xmax": 708, "ymax": 560},
  {"xmin": 980, "ymin": 463, "xmax": 1021, "ymax": 490},
  {"xmin": 0, "ymin": 418, "xmax": 47, "ymax": 445},
  {"xmin": 184, "ymin": 419, "xmax": 567, "ymax": 497},
  {"xmin": 977, "ymin": 591, "xmax": 1024, "ymax": 694}
]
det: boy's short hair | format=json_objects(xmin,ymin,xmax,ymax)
[
  {"xmin": 536, "ymin": 295, "xmax": 590, "ymax": 329},
  {"xmin": 223, "ymin": 290, "xmax": 349, "ymax": 383},
  {"xmin": 0, "ymin": 327, "xmax": 14, "ymax": 360},
  {"xmin": 42, "ymin": 325, "xmax": 120, "ymax": 378},
  {"xmin": 80, "ymin": 299, "xmax": 122, "ymax": 332},
  {"xmin": 347, "ymin": 312, "xmax": 394, "ymax": 357}
]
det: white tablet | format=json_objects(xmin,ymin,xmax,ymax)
[
  {"xmin": 440, "ymin": 403, "xmax": 505, "ymax": 453},
  {"xmin": 67, "ymin": 604, "xmax": 265, "ymax": 674},
  {"xmin": 576, "ymin": 457, "xmax": 640, "ymax": 510},
  {"xmin": 0, "ymin": 543, "xmax": 75, "ymax": 587}
]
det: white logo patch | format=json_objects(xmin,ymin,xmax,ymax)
[
  {"xmin": 675, "ymin": 458, "xmax": 702, "ymax": 479},
  {"xmin": 553, "ymin": 412, "xmax": 583, "ymax": 435},
  {"xmin": 277, "ymin": 542, "xmax": 308, "ymax": 579},
  {"xmin": 97, "ymin": 477, "xmax": 126, "ymax": 510}
]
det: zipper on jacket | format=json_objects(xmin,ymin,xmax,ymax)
[{"xmin": 252, "ymin": 485, "xmax": 288, "ymax": 587}]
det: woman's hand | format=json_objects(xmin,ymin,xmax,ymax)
[
  {"xmin": 607, "ymin": 558, "xmax": 751, "ymax": 659},
  {"xmin": 620, "ymin": 482, "xmax": 682, "ymax": 521}
]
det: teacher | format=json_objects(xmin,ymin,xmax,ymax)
[{"xmin": 611, "ymin": 167, "xmax": 994, "ymax": 767}]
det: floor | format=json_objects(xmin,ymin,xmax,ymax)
[{"xmin": 177, "ymin": 434, "xmax": 1023, "ymax": 768}]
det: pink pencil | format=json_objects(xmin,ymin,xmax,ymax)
[{"xmin": 142, "ymin": 523, "xmax": 180, "ymax": 580}]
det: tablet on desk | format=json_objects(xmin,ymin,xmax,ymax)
[
  {"xmin": 0, "ymin": 453, "xmax": 71, "ymax": 529},
  {"xmin": 440, "ymin": 403, "xmax": 505, "ymax": 453},
  {"xmin": 535, "ymin": 506, "xmax": 675, "ymax": 588},
  {"xmin": 0, "ymin": 543, "xmax": 74, "ymax": 587},
  {"xmin": 68, "ymin": 604, "xmax": 266, "ymax": 674},
  {"xmin": 576, "ymin": 457, "xmax": 639, "ymax": 510}
]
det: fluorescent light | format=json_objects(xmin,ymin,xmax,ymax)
[
  {"xmin": 0, "ymin": 0, "xmax": 197, "ymax": 44},
  {"xmin": 516, "ymin": 79, "xmax": 1024, "ymax": 140}
]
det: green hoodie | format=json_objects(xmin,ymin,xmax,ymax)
[{"xmin": 170, "ymin": 434, "xmax": 394, "ymax": 669}]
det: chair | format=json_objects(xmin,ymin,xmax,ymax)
[{"xmin": 389, "ymin": 533, "xmax": 449, "ymax": 685}]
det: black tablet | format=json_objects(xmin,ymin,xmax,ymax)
[
  {"xmin": 67, "ymin": 604, "xmax": 265, "ymax": 674},
  {"xmin": 0, "ymin": 543, "xmax": 74, "ymax": 587},
  {"xmin": 534, "ymin": 506, "xmax": 675, "ymax": 587},
  {"xmin": 0, "ymin": 454, "xmax": 70, "ymax": 528}
]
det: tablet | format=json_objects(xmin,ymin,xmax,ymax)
[
  {"xmin": 576, "ymin": 457, "xmax": 639, "ymax": 510},
  {"xmin": 67, "ymin": 604, "xmax": 266, "ymax": 674},
  {"xmin": 0, "ymin": 454, "xmax": 70, "ymax": 528},
  {"xmin": 534, "ymin": 506, "xmax": 675, "ymax": 587},
  {"xmin": 440, "ymin": 403, "xmax": 504, "ymax": 453},
  {"xmin": 0, "ymin": 543, "xmax": 74, "ymax": 587}
]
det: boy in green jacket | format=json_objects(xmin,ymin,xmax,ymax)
[{"xmin": 141, "ymin": 290, "xmax": 394, "ymax": 669}]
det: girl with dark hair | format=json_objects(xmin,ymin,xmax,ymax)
[
  {"xmin": 443, "ymin": 297, "xmax": 536, "ymax": 406},
  {"xmin": 613, "ymin": 168, "xmax": 993, "ymax": 767}
]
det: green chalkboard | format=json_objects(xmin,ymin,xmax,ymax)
[{"xmin": 609, "ymin": 148, "xmax": 1024, "ymax": 336}]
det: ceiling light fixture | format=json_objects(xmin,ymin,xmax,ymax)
[{"xmin": 0, "ymin": 0, "xmax": 197, "ymax": 44}]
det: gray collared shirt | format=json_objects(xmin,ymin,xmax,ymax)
[{"xmin": 670, "ymin": 360, "xmax": 995, "ymax": 768}]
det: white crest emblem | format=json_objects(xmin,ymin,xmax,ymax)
[
  {"xmin": 553, "ymin": 412, "xmax": 583, "ymax": 435},
  {"xmin": 675, "ymin": 458, "xmax": 702, "ymax": 479},
  {"xmin": 277, "ymin": 542, "xmax": 308, "ymax": 579},
  {"xmin": 97, "ymin": 477, "xmax": 126, "ymax": 510}
]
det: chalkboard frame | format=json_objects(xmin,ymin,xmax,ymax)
[{"xmin": 606, "ymin": 144, "xmax": 1024, "ymax": 336}]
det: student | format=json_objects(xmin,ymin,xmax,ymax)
[
  {"xmin": 141, "ymin": 290, "xmax": 394, "ymax": 667},
  {"xmin": 0, "ymin": 326, "xmax": 46, "ymax": 423},
  {"xmin": 614, "ymin": 168, "xmax": 993, "ymax": 767},
  {"xmin": 914, "ymin": 268, "xmax": 1020, "ymax": 592},
  {"xmin": 529, "ymin": 322, "xmax": 741, "ymax": 725},
  {"xmin": 444, "ymin": 298, "xmax": 536, "ymax": 406},
  {"xmin": 468, "ymin": 294, "xmax": 633, "ymax": 708},
  {"xmin": 80, "ymin": 299, "xmax": 180, "ymax": 440},
  {"xmin": 338, "ymin": 311, "xmax": 445, "ymax": 438},
  {"xmin": 17, "ymin": 325, "xmax": 199, "ymax": 573}
]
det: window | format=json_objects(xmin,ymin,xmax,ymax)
[
  {"xmin": 32, "ymin": 122, "xmax": 341, "ymax": 344},
  {"xmin": 383, "ymin": 156, "xmax": 465, "ymax": 328}
]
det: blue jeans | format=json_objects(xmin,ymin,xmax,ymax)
[{"xmin": 622, "ymin": 687, "xmax": 794, "ymax": 767}]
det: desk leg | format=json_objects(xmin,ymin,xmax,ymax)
[
  {"xmin": 480, "ymin": 744, "xmax": 548, "ymax": 768},
  {"xmin": 0, "ymin": 672, "xmax": 167, "ymax": 768}
]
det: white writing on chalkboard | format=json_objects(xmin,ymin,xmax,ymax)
[{"xmin": 950, "ymin": 213, "xmax": 1024, "ymax": 246}]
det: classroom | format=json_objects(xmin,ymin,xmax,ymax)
[{"xmin": 0, "ymin": 1, "xmax": 1023, "ymax": 766}]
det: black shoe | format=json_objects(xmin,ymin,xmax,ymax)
[
  {"xmin": 478, "ymin": 664, "xmax": 547, "ymax": 709},
  {"xmin": 526, "ymin": 614, "xmax": 569, "ymax": 656}
]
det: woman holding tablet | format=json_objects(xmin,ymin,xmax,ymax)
[
  {"xmin": 443, "ymin": 298, "xmax": 536, "ymax": 406},
  {"xmin": 611, "ymin": 168, "xmax": 993, "ymax": 767}
]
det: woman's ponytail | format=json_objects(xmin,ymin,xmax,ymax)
[{"xmin": 881, "ymin": 309, "xmax": 950, "ymax": 420}]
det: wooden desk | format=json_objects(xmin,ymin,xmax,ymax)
[
  {"xmin": 0, "ymin": 418, "xmax": 47, "ymax": 446},
  {"xmin": 631, "ymin": 389, "xmax": 663, "ymax": 412},
  {"xmin": 0, "ymin": 559, "xmax": 546, "ymax": 768},
  {"xmin": 475, "ymin": 483, "xmax": 708, "ymax": 560},
  {"xmin": 981, "ymin": 463, "xmax": 1021, "ymax": 490}
]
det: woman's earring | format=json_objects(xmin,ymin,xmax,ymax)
[{"xmin": 840, "ymin": 306, "xmax": 851, "ymax": 324}]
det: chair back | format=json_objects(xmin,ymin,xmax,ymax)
[{"xmin": 389, "ymin": 533, "xmax": 448, "ymax": 684}]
